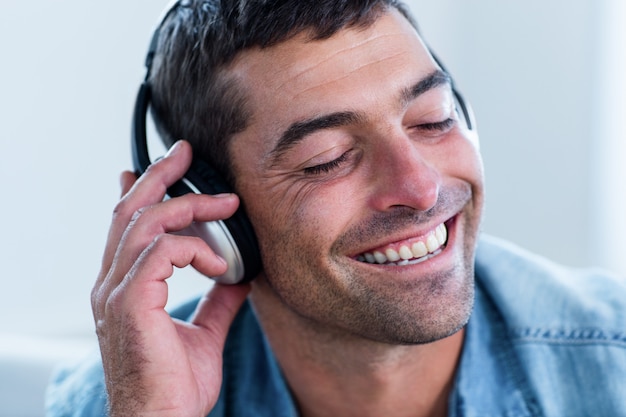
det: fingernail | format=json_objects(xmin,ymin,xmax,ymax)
[
  {"xmin": 216, "ymin": 254, "xmax": 228, "ymax": 267},
  {"xmin": 213, "ymin": 193, "xmax": 235, "ymax": 198},
  {"xmin": 165, "ymin": 140, "xmax": 182, "ymax": 157}
]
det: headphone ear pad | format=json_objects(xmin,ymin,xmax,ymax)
[{"xmin": 182, "ymin": 158, "xmax": 262, "ymax": 283}]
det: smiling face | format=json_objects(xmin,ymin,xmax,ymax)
[{"xmin": 227, "ymin": 9, "xmax": 485, "ymax": 344}]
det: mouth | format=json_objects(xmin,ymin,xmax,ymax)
[{"xmin": 355, "ymin": 221, "xmax": 449, "ymax": 266}]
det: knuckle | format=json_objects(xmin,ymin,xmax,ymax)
[
  {"xmin": 94, "ymin": 318, "xmax": 107, "ymax": 339},
  {"xmin": 90, "ymin": 286, "xmax": 100, "ymax": 311},
  {"xmin": 125, "ymin": 206, "xmax": 154, "ymax": 234},
  {"xmin": 113, "ymin": 197, "xmax": 136, "ymax": 223},
  {"xmin": 111, "ymin": 197, "xmax": 133, "ymax": 219},
  {"xmin": 106, "ymin": 287, "xmax": 124, "ymax": 312},
  {"xmin": 91, "ymin": 281, "xmax": 114, "ymax": 319},
  {"xmin": 130, "ymin": 206, "xmax": 148, "ymax": 223},
  {"xmin": 149, "ymin": 232, "xmax": 173, "ymax": 252},
  {"xmin": 100, "ymin": 285, "xmax": 128, "ymax": 325},
  {"xmin": 91, "ymin": 279, "xmax": 107, "ymax": 314},
  {"xmin": 112, "ymin": 199, "xmax": 153, "ymax": 227},
  {"xmin": 143, "ymin": 160, "xmax": 161, "ymax": 175}
]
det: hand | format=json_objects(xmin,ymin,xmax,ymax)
[{"xmin": 91, "ymin": 140, "xmax": 251, "ymax": 417}]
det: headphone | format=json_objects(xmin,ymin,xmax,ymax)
[
  {"xmin": 132, "ymin": 0, "xmax": 262, "ymax": 284},
  {"xmin": 131, "ymin": 0, "xmax": 475, "ymax": 284}
]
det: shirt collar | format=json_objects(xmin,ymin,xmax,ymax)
[{"xmin": 449, "ymin": 279, "xmax": 543, "ymax": 417}]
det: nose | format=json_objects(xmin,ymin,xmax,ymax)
[{"xmin": 367, "ymin": 133, "xmax": 441, "ymax": 213}]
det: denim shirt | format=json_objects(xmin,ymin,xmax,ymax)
[{"xmin": 46, "ymin": 235, "xmax": 626, "ymax": 416}]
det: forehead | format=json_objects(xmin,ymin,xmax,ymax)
[{"xmin": 227, "ymin": 9, "xmax": 437, "ymax": 151}]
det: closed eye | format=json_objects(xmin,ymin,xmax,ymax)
[
  {"xmin": 303, "ymin": 151, "xmax": 350, "ymax": 175},
  {"xmin": 416, "ymin": 118, "xmax": 455, "ymax": 132}
]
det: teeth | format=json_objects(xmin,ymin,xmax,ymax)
[
  {"xmin": 398, "ymin": 246, "xmax": 413, "ymax": 260},
  {"xmin": 435, "ymin": 224, "xmax": 447, "ymax": 245},
  {"xmin": 385, "ymin": 248, "xmax": 400, "ymax": 262},
  {"xmin": 358, "ymin": 223, "xmax": 448, "ymax": 266},
  {"xmin": 425, "ymin": 234, "xmax": 439, "ymax": 252},
  {"xmin": 411, "ymin": 241, "xmax": 428, "ymax": 258},
  {"xmin": 373, "ymin": 251, "xmax": 387, "ymax": 264}
]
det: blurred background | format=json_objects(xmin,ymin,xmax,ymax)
[{"xmin": 0, "ymin": 0, "xmax": 624, "ymax": 416}]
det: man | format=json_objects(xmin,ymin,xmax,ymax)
[{"xmin": 47, "ymin": 1, "xmax": 626, "ymax": 416}]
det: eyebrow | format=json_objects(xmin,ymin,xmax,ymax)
[
  {"xmin": 268, "ymin": 69, "xmax": 451, "ymax": 164},
  {"xmin": 400, "ymin": 69, "xmax": 451, "ymax": 108}
]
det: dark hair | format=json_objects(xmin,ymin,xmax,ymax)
[{"xmin": 149, "ymin": 0, "xmax": 416, "ymax": 188}]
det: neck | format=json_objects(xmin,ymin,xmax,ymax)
[{"xmin": 250, "ymin": 282, "xmax": 464, "ymax": 417}]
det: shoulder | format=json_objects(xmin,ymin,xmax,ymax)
[
  {"xmin": 474, "ymin": 235, "xmax": 626, "ymax": 415},
  {"xmin": 475, "ymin": 234, "xmax": 626, "ymax": 330}
]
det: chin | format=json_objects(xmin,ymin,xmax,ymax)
[{"xmin": 328, "ymin": 259, "xmax": 476, "ymax": 346}]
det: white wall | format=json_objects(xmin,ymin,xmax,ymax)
[
  {"xmin": 0, "ymin": 0, "xmax": 623, "ymax": 353},
  {"xmin": 0, "ymin": 0, "xmax": 209, "ymax": 340},
  {"xmin": 1, "ymin": 3, "xmax": 207, "ymax": 414},
  {"xmin": 410, "ymin": 0, "xmax": 611, "ymax": 270},
  {"xmin": 590, "ymin": 0, "xmax": 626, "ymax": 276}
]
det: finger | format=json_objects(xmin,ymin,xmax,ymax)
[
  {"xmin": 105, "ymin": 192, "xmax": 238, "ymax": 287},
  {"xmin": 190, "ymin": 283, "xmax": 251, "ymax": 347},
  {"xmin": 101, "ymin": 140, "xmax": 193, "ymax": 273},
  {"xmin": 119, "ymin": 171, "xmax": 137, "ymax": 197},
  {"xmin": 126, "ymin": 140, "xmax": 192, "ymax": 208},
  {"xmin": 98, "ymin": 171, "xmax": 138, "ymax": 275},
  {"xmin": 94, "ymin": 193, "xmax": 239, "ymax": 309},
  {"xmin": 108, "ymin": 234, "xmax": 232, "ymax": 315}
]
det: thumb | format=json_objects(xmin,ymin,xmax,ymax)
[{"xmin": 191, "ymin": 283, "xmax": 251, "ymax": 343}]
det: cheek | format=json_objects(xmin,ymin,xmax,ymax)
[
  {"xmin": 439, "ymin": 134, "xmax": 485, "ymax": 192},
  {"xmin": 242, "ymin": 177, "xmax": 364, "ymax": 266},
  {"xmin": 443, "ymin": 136, "xmax": 486, "ymax": 231},
  {"xmin": 462, "ymin": 146, "xmax": 484, "ymax": 200}
]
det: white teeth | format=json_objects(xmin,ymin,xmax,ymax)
[
  {"xmin": 426, "ymin": 234, "xmax": 439, "ymax": 252},
  {"xmin": 385, "ymin": 248, "xmax": 400, "ymax": 262},
  {"xmin": 399, "ymin": 246, "xmax": 413, "ymax": 260},
  {"xmin": 358, "ymin": 222, "xmax": 448, "ymax": 265},
  {"xmin": 373, "ymin": 251, "xmax": 387, "ymax": 264},
  {"xmin": 436, "ymin": 224, "xmax": 447, "ymax": 245},
  {"xmin": 411, "ymin": 241, "xmax": 428, "ymax": 258}
]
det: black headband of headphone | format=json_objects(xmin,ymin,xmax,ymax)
[{"xmin": 131, "ymin": 0, "xmax": 262, "ymax": 284}]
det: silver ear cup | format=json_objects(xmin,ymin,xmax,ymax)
[
  {"xmin": 174, "ymin": 219, "xmax": 245, "ymax": 284},
  {"xmin": 170, "ymin": 178, "xmax": 246, "ymax": 284}
]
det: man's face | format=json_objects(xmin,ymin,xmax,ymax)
[{"xmin": 228, "ymin": 9, "xmax": 484, "ymax": 344}]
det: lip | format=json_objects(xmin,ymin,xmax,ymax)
[
  {"xmin": 346, "ymin": 214, "xmax": 460, "ymax": 276},
  {"xmin": 342, "ymin": 218, "xmax": 460, "ymax": 282},
  {"xmin": 348, "ymin": 214, "xmax": 457, "ymax": 260}
]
